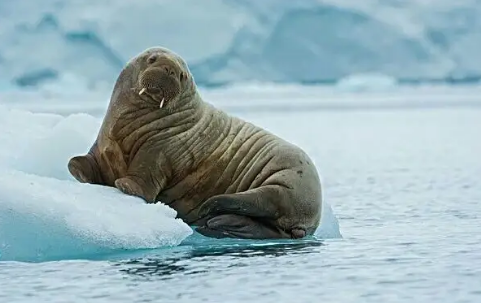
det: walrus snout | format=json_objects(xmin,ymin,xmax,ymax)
[{"xmin": 138, "ymin": 66, "xmax": 181, "ymax": 107}]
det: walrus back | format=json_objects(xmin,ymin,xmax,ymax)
[
  {"xmin": 161, "ymin": 101, "xmax": 322, "ymax": 228},
  {"xmin": 213, "ymin": 104, "xmax": 323, "ymax": 229}
]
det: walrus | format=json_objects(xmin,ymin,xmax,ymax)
[{"xmin": 67, "ymin": 46, "xmax": 322, "ymax": 239}]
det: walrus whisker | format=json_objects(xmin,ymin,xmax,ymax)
[
  {"xmin": 139, "ymin": 88, "xmax": 146, "ymax": 95},
  {"xmin": 160, "ymin": 98, "xmax": 165, "ymax": 109}
]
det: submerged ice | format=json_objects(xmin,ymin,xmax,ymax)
[{"xmin": 0, "ymin": 169, "xmax": 192, "ymax": 261}]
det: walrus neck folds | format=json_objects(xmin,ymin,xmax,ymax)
[
  {"xmin": 107, "ymin": 84, "xmax": 204, "ymax": 158},
  {"xmin": 166, "ymin": 102, "xmax": 234, "ymax": 178}
]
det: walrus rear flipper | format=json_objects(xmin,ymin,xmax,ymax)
[
  {"xmin": 195, "ymin": 186, "xmax": 303, "ymax": 239},
  {"xmin": 67, "ymin": 154, "xmax": 103, "ymax": 184},
  {"xmin": 196, "ymin": 214, "xmax": 287, "ymax": 239}
]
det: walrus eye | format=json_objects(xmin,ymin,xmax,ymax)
[
  {"xmin": 147, "ymin": 55, "xmax": 157, "ymax": 64},
  {"xmin": 180, "ymin": 72, "xmax": 185, "ymax": 82}
]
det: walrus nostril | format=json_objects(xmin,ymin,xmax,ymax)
[{"xmin": 163, "ymin": 66, "xmax": 176, "ymax": 77}]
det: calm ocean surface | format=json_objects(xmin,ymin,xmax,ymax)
[{"xmin": 1, "ymin": 102, "xmax": 480, "ymax": 302}]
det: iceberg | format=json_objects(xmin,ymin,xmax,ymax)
[{"xmin": 1, "ymin": 0, "xmax": 480, "ymax": 90}]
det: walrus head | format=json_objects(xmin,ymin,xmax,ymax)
[{"xmin": 131, "ymin": 47, "xmax": 192, "ymax": 109}]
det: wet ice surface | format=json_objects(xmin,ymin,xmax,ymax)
[{"xmin": 1, "ymin": 89, "xmax": 481, "ymax": 302}]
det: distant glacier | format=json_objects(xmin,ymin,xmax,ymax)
[{"xmin": 1, "ymin": 0, "xmax": 480, "ymax": 89}]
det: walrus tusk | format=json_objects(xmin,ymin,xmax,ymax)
[
  {"xmin": 139, "ymin": 88, "xmax": 146, "ymax": 95},
  {"xmin": 160, "ymin": 98, "xmax": 165, "ymax": 109}
]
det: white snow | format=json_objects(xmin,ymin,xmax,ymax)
[
  {"xmin": 0, "ymin": 105, "xmax": 193, "ymax": 262},
  {"xmin": 1, "ymin": 0, "xmax": 481, "ymax": 89}
]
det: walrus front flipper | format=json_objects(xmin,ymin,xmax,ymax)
[
  {"xmin": 115, "ymin": 172, "xmax": 165, "ymax": 203},
  {"xmin": 68, "ymin": 154, "xmax": 103, "ymax": 184},
  {"xmin": 114, "ymin": 143, "xmax": 171, "ymax": 203},
  {"xmin": 196, "ymin": 214, "xmax": 287, "ymax": 239}
]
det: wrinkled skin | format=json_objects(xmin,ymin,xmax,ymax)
[{"xmin": 68, "ymin": 46, "xmax": 323, "ymax": 239}]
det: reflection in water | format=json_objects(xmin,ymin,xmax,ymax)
[
  {"xmin": 117, "ymin": 257, "xmax": 202, "ymax": 278},
  {"xmin": 113, "ymin": 238, "xmax": 324, "ymax": 280},
  {"xmin": 189, "ymin": 240, "xmax": 323, "ymax": 258}
]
